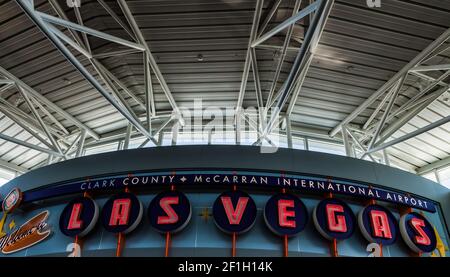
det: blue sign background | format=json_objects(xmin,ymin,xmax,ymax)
[{"xmin": 8, "ymin": 170, "xmax": 436, "ymax": 213}]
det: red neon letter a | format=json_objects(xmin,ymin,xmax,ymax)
[
  {"xmin": 67, "ymin": 203, "xmax": 83, "ymax": 230},
  {"xmin": 278, "ymin": 199, "xmax": 296, "ymax": 228},
  {"xmin": 326, "ymin": 204, "xmax": 347, "ymax": 233},
  {"xmin": 370, "ymin": 210, "xmax": 392, "ymax": 239},
  {"xmin": 221, "ymin": 196, "xmax": 248, "ymax": 225},
  {"xmin": 410, "ymin": 218, "xmax": 431, "ymax": 246},
  {"xmin": 109, "ymin": 198, "xmax": 131, "ymax": 226},
  {"xmin": 157, "ymin": 196, "xmax": 180, "ymax": 224}
]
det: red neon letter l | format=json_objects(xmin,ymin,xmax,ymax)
[{"xmin": 67, "ymin": 203, "xmax": 83, "ymax": 230}]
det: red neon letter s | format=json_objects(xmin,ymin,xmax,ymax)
[
  {"xmin": 157, "ymin": 196, "xmax": 180, "ymax": 224},
  {"xmin": 410, "ymin": 218, "xmax": 431, "ymax": 246},
  {"xmin": 68, "ymin": 203, "xmax": 83, "ymax": 230},
  {"xmin": 326, "ymin": 204, "xmax": 347, "ymax": 233},
  {"xmin": 221, "ymin": 196, "xmax": 248, "ymax": 225},
  {"xmin": 109, "ymin": 198, "xmax": 131, "ymax": 226},
  {"xmin": 370, "ymin": 210, "xmax": 392, "ymax": 238},
  {"xmin": 278, "ymin": 199, "xmax": 296, "ymax": 228}
]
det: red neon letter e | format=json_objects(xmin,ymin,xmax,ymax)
[
  {"xmin": 221, "ymin": 196, "xmax": 248, "ymax": 225},
  {"xmin": 326, "ymin": 204, "xmax": 347, "ymax": 233},
  {"xmin": 109, "ymin": 198, "xmax": 131, "ymax": 226},
  {"xmin": 410, "ymin": 218, "xmax": 431, "ymax": 246},
  {"xmin": 68, "ymin": 203, "xmax": 83, "ymax": 230},
  {"xmin": 157, "ymin": 196, "xmax": 180, "ymax": 224},
  {"xmin": 278, "ymin": 199, "xmax": 296, "ymax": 228},
  {"xmin": 370, "ymin": 210, "xmax": 392, "ymax": 239}
]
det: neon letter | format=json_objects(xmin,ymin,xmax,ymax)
[
  {"xmin": 326, "ymin": 204, "xmax": 347, "ymax": 232},
  {"xmin": 370, "ymin": 210, "xmax": 392, "ymax": 238},
  {"xmin": 109, "ymin": 198, "xmax": 131, "ymax": 226},
  {"xmin": 410, "ymin": 218, "xmax": 431, "ymax": 246},
  {"xmin": 157, "ymin": 196, "xmax": 180, "ymax": 224},
  {"xmin": 278, "ymin": 199, "xmax": 296, "ymax": 228},
  {"xmin": 221, "ymin": 196, "xmax": 248, "ymax": 225},
  {"xmin": 67, "ymin": 203, "xmax": 83, "ymax": 230}
]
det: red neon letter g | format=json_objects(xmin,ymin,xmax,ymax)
[{"xmin": 326, "ymin": 204, "xmax": 347, "ymax": 233}]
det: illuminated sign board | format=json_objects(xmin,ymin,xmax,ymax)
[
  {"xmin": 2, "ymin": 188, "xmax": 23, "ymax": 213},
  {"xmin": 13, "ymin": 171, "xmax": 437, "ymax": 213},
  {"xmin": 0, "ymin": 211, "xmax": 51, "ymax": 254},
  {"xmin": 1, "ymin": 170, "xmax": 442, "ymax": 255},
  {"xmin": 55, "ymin": 189, "xmax": 438, "ymax": 254}
]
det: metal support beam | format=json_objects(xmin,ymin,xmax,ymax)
[
  {"xmin": 76, "ymin": 130, "xmax": 86, "ymax": 158},
  {"xmin": 345, "ymin": 128, "xmax": 377, "ymax": 162},
  {"xmin": 117, "ymin": 0, "xmax": 182, "ymax": 119},
  {"xmin": 286, "ymin": 117, "xmax": 293, "ymax": 149},
  {"xmin": 366, "ymin": 76, "xmax": 405, "ymax": 151},
  {"xmin": 341, "ymin": 125, "xmax": 352, "ymax": 157},
  {"xmin": 144, "ymin": 52, "xmax": 156, "ymax": 130},
  {"xmin": 265, "ymin": 0, "xmax": 302, "ymax": 109},
  {"xmin": 330, "ymin": 27, "xmax": 450, "ymax": 137},
  {"xmin": 123, "ymin": 124, "xmax": 132, "ymax": 150},
  {"xmin": 38, "ymin": 11, "xmax": 144, "ymax": 51},
  {"xmin": 0, "ymin": 132, "xmax": 63, "ymax": 157},
  {"xmin": 0, "ymin": 65, "xmax": 99, "ymax": 140},
  {"xmin": 97, "ymin": 0, "xmax": 136, "ymax": 40},
  {"xmin": 258, "ymin": 0, "xmax": 283, "ymax": 37},
  {"xmin": 365, "ymin": 116, "xmax": 450, "ymax": 155},
  {"xmin": 252, "ymin": 1, "xmax": 319, "ymax": 48},
  {"xmin": 376, "ymin": 86, "xmax": 449, "ymax": 145},
  {"xmin": 0, "ymin": 159, "xmax": 27, "ymax": 174},
  {"xmin": 16, "ymin": 0, "xmax": 156, "ymax": 145},
  {"xmin": 236, "ymin": 0, "xmax": 264, "ymax": 115},
  {"xmin": 255, "ymin": 0, "xmax": 333, "ymax": 143},
  {"xmin": 417, "ymin": 156, "xmax": 450, "ymax": 175},
  {"xmin": 18, "ymin": 86, "xmax": 64, "ymax": 155}
]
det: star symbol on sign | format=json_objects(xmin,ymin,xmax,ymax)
[
  {"xmin": 199, "ymin": 208, "xmax": 212, "ymax": 222},
  {"xmin": 180, "ymin": 176, "xmax": 187, "ymax": 182},
  {"xmin": 9, "ymin": 219, "xmax": 15, "ymax": 230}
]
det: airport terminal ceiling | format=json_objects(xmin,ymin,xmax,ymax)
[{"xmin": 0, "ymin": 0, "xmax": 449, "ymax": 182}]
